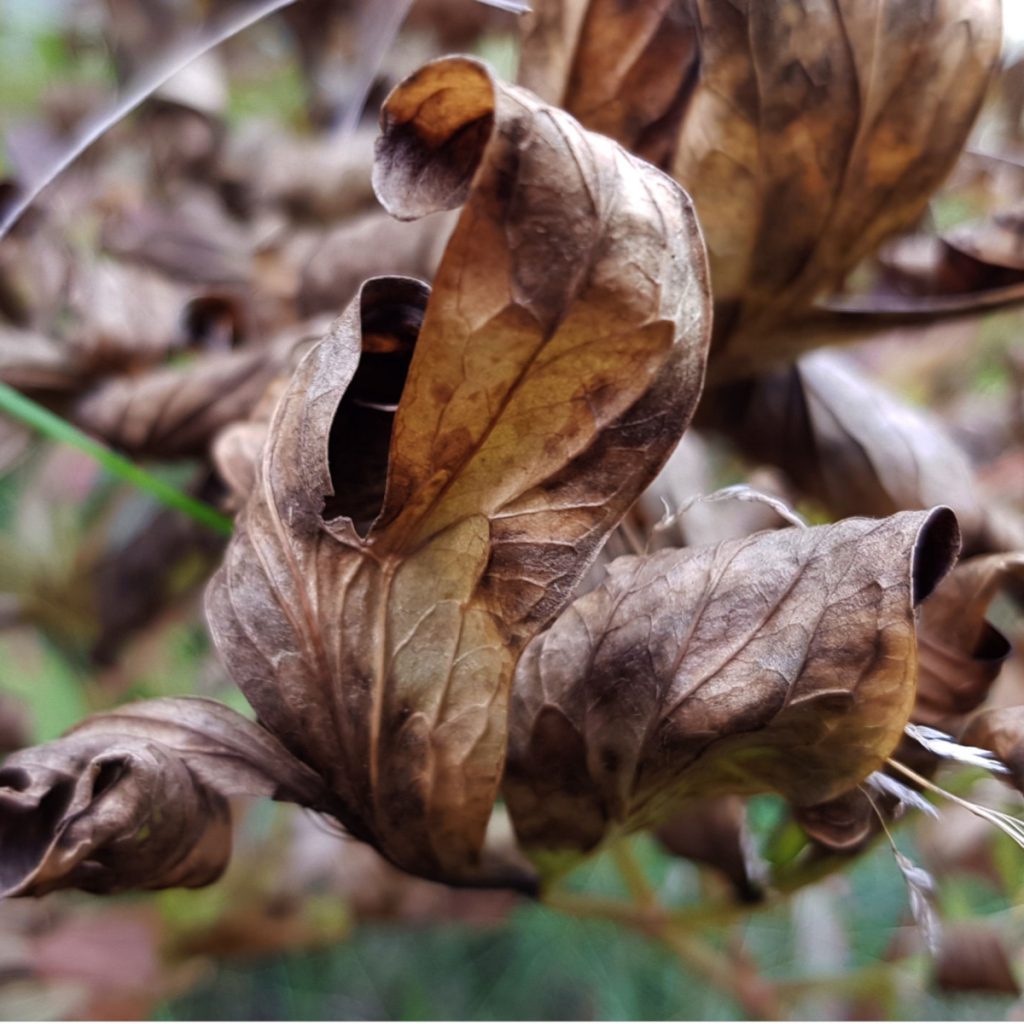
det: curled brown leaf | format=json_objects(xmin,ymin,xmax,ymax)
[
  {"xmin": 916, "ymin": 553, "xmax": 1024, "ymax": 731},
  {"xmin": 207, "ymin": 56, "xmax": 711, "ymax": 884},
  {"xmin": 504, "ymin": 509, "xmax": 959, "ymax": 872},
  {"xmin": 520, "ymin": 0, "xmax": 1003, "ymax": 377},
  {"xmin": 0, "ymin": 698, "xmax": 332, "ymax": 897},
  {"xmin": 656, "ymin": 796, "xmax": 766, "ymax": 902}
]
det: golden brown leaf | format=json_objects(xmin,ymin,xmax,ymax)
[
  {"xmin": 521, "ymin": 0, "xmax": 1003, "ymax": 377},
  {"xmin": 207, "ymin": 56, "xmax": 711, "ymax": 884},
  {"xmin": 0, "ymin": 698, "xmax": 332, "ymax": 897},
  {"xmin": 518, "ymin": 0, "xmax": 699, "ymax": 169},
  {"xmin": 504, "ymin": 509, "xmax": 959, "ymax": 871}
]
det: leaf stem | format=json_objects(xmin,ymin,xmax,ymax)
[{"xmin": 0, "ymin": 382, "xmax": 233, "ymax": 535}]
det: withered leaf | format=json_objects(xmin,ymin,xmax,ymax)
[
  {"xmin": 933, "ymin": 923, "xmax": 1021, "ymax": 996},
  {"xmin": 99, "ymin": 200, "xmax": 250, "ymax": 288},
  {"xmin": 518, "ymin": 0, "xmax": 699, "ymax": 169},
  {"xmin": 963, "ymin": 706, "xmax": 1024, "ymax": 796},
  {"xmin": 674, "ymin": 0, "xmax": 1001, "ymax": 370},
  {"xmin": 701, "ymin": 351, "xmax": 1000, "ymax": 556},
  {"xmin": 520, "ymin": 0, "xmax": 1003, "ymax": 377},
  {"xmin": 207, "ymin": 56, "xmax": 711, "ymax": 884},
  {"xmin": 916, "ymin": 554, "xmax": 1024, "ymax": 731},
  {"xmin": 0, "ymin": 327, "xmax": 84, "ymax": 396},
  {"xmin": 0, "ymin": 698, "xmax": 332, "ymax": 897},
  {"xmin": 70, "ymin": 341, "xmax": 297, "ymax": 459},
  {"xmin": 298, "ymin": 209, "xmax": 453, "ymax": 319},
  {"xmin": 504, "ymin": 509, "xmax": 959, "ymax": 872},
  {"xmin": 66, "ymin": 260, "xmax": 192, "ymax": 371},
  {"xmin": 656, "ymin": 796, "xmax": 766, "ymax": 902}
]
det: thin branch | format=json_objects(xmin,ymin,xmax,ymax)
[{"xmin": 0, "ymin": 0, "xmax": 300, "ymax": 240}]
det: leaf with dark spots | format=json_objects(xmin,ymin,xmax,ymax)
[
  {"xmin": 519, "ymin": 0, "xmax": 1003, "ymax": 376},
  {"xmin": 206, "ymin": 56, "xmax": 710, "ymax": 884},
  {"xmin": 504, "ymin": 509, "xmax": 959, "ymax": 875},
  {"xmin": 0, "ymin": 698, "xmax": 332, "ymax": 897}
]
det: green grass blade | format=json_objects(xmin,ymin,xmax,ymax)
[{"xmin": 0, "ymin": 382, "xmax": 233, "ymax": 535}]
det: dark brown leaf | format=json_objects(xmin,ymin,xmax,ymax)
[
  {"xmin": 0, "ymin": 698, "xmax": 332, "ymax": 896},
  {"xmin": 504, "ymin": 509, "xmax": 959, "ymax": 875},
  {"xmin": 916, "ymin": 554, "xmax": 1024, "ymax": 731},
  {"xmin": 701, "ymin": 351, "xmax": 1006, "ymax": 557},
  {"xmin": 656, "ymin": 796, "xmax": 766, "ymax": 902},
  {"xmin": 520, "ymin": 0, "xmax": 1002, "ymax": 377},
  {"xmin": 933, "ymin": 923, "xmax": 1021, "ymax": 996},
  {"xmin": 207, "ymin": 56, "xmax": 711, "ymax": 883}
]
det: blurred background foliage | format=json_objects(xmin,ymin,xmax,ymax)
[{"xmin": 0, "ymin": 0, "xmax": 1023, "ymax": 1020}]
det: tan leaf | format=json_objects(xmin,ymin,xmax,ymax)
[
  {"xmin": 207, "ymin": 56, "xmax": 711, "ymax": 883},
  {"xmin": 0, "ymin": 698, "xmax": 331, "ymax": 897},
  {"xmin": 701, "ymin": 351, "xmax": 999, "ymax": 556},
  {"xmin": 916, "ymin": 554, "xmax": 1024, "ymax": 731},
  {"xmin": 504, "ymin": 509, "xmax": 959, "ymax": 872}
]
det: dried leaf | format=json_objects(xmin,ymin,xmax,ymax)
[
  {"xmin": 504, "ymin": 509, "xmax": 959, "ymax": 869},
  {"xmin": 0, "ymin": 327, "xmax": 83, "ymax": 396},
  {"xmin": 916, "ymin": 554, "xmax": 1024, "ymax": 730},
  {"xmin": 207, "ymin": 56, "xmax": 710, "ymax": 883},
  {"xmin": 934, "ymin": 923, "xmax": 1021, "ymax": 995},
  {"xmin": 656, "ymin": 796, "xmax": 766, "ymax": 902},
  {"xmin": 298, "ymin": 209, "xmax": 453, "ymax": 318},
  {"xmin": 701, "ymin": 351, "xmax": 997, "ymax": 556},
  {"xmin": 0, "ymin": 698, "xmax": 332, "ymax": 896},
  {"xmin": 89, "ymin": 481, "xmax": 229, "ymax": 665},
  {"xmin": 521, "ymin": 0, "xmax": 1003, "ymax": 376},
  {"xmin": 518, "ymin": 0, "xmax": 699, "ymax": 169},
  {"xmin": 66, "ymin": 260, "xmax": 192, "ymax": 371},
  {"xmin": 963, "ymin": 706, "xmax": 1024, "ymax": 796},
  {"xmin": 99, "ymin": 200, "xmax": 249, "ymax": 287},
  {"xmin": 70, "ymin": 341, "xmax": 297, "ymax": 459}
]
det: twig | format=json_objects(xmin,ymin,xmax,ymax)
[{"xmin": 0, "ymin": 0, "xmax": 300, "ymax": 240}]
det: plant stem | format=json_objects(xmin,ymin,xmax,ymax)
[
  {"xmin": 0, "ymin": 382, "xmax": 233, "ymax": 535},
  {"xmin": 607, "ymin": 840, "xmax": 783, "ymax": 1019}
]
